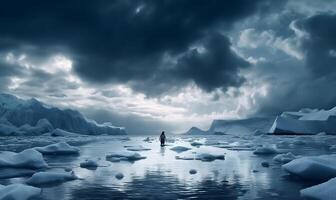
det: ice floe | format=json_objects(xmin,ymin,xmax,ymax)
[
  {"xmin": 27, "ymin": 171, "xmax": 78, "ymax": 185},
  {"xmin": 106, "ymin": 152, "xmax": 146, "ymax": 162},
  {"xmin": 35, "ymin": 142, "xmax": 80, "ymax": 155},
  {"xmin": 80, "ymin": 159, "xmax": 98, "ymax": 169},
  {"xmin": 273, "ymin": 152, "xmax": 297, "ymax": 164},
  {"xmin": 253, "ymin": 146, "xmax": 279, "ymax": 155},
  {"xmin": 0, "ymin": 184, "xmax": 41, "ymax": 200},
  {"xmin": 190, "ymin": 141, "xmax": 203, "ymax": 146},
  {"xmin": 283, "ymin": 154, "xmax": 336, "ymax": 180},
  {"xmin": 301, "ymin": 177, "xmax": 336, "ymax": 200},
  {"xmin": 170, "ymin": 146, "xmax": 191, "ymax": 153},
  {"xmin": 0, "ymin": 149, "xmax": 47, "ymax": 169}
]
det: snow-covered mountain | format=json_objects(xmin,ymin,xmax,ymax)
[
  {"xmin": 0, "ymin": 93, "xmax": 126, "ymax": 136},
  {"xmin": 186, "ymin": 117, "xmax": 274, "ymax": 135},
  {"xmin": 270, "ymin": 107, "xmax": 336, "ymax": 134}
]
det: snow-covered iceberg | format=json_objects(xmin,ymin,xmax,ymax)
[
  {"xmin": 0, "ymin": 184, "xmax": 41, "ymax": 200},
  {"xmin": 35, "ymin": 142, "xmax": 80, "ymax": 155},
  {"xmin": 301, "ymin": 177, "xmax": 336, "ymax": 200},
  {"xmin": 283, "ymin": 154, "xmax": 336, "ymax": 181},
  {"xmin": 27, "ymin": 172, "xmax": 78, "ymax": 185},
  {"xmin": 269, "ymin": 107, "xmax": 336, "ymax": 134},
  {"xmin": 0, "ymin": 149, "xmax": 48, "ymax": 169},
  {"xmin": 0, "ymin": 93, "xmax": 126, "ymax": 135}
]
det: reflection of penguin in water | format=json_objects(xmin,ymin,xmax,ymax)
[{"xmin": 160, "ymin": 131, "xmax": 166, "ymax": 146}]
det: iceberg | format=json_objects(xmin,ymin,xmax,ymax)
[
  {"xmin": 270, "ymin": 107, "xmax": 336, "ymax": 134},
  {"xmin": 27, "ymin": 171, "xmax": 78, "ymax": 185},
  {"xmin": 0, "ymin": 149, "xmax": 47, "ymax": 169},
  {"xmin": 0, "ymin": 184, "xmax": 41, "ymax": 200},
  {"xmin": 301, "ymin": 177, "xmax": 336, "ymax": 200},
  {"xmin": 283, "ymin": 154, "xmax": 336, "ymax": 181},
  {"xmin": 195, "ymin": 153, "xmax": 225, "ymax": 161},
  {"xmin": 0, "ymin": 93, "xmax": 126, "ymax": 135},
  {"xmin": 106, "ymin": 152, "xmax": 146, "ymax": 162},
  {"xmin": 35, "ymin": 142, "xmax": 80, "ymax": 155}
]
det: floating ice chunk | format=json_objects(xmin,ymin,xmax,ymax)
[
  {"xmin": 175, "ymin": 155, "xmax": 194, "ymax": 160},
  {"xmin": 329, "ymin": 145, "xmax": 336, "ymax": 151},
  {"xmin": 126, "ymin": 145, "xmax": 151, "ymax": 151},
  {"xmin": 189, "ymin": 169, "xmax": 197, "ymax": 174},
  {"xmin": 0, "ymin": 184, "xmax": 41, "ymax": 200},
  {"xmin": 80, "ymin": 159, "xmax": 98, "ymax": 169},
  {"xmin": 283, "ymin": 154, "xmax": 336, "ymax": 181},
  {"xmin": 190, "ymin": 142, "xmax": 203, "ymax": 146},
  {"xmin": 273, "ymin": 152, "xmax": 297, "ymax": 164},
  {"xmin": 195, "ymin": 153, "xmax": 225, "ymax": 161},
  {"xmin": 35, "ymin": 142, "xmax": 80, "ymax": 155},
  {"xmin": 0, "ymin": 149, "xmax": 47, "ymax": 169},
  {"xmin": 170, "ymin": 146, "xmax": 191, "ymax": 153},
  {"xmin": 176, "ymin": 152, "xmax": 224, "ymax": 162},
  {"xmin": 253, "ymin": 146, "xmax": 279, "ymax": 155},
  {"xmin": 27, "ymin": 171, "xmax": 78, "ymax": 185},
  {"xmin": 301, "ymin": 177, "xmax": 336, "ymax": 200},
  {"xmin": 115, "ymin": 173, "xmax": 124, "ymax": 180},
  {"xmin": 106, "ymin": 152, "xmax": 146, "ymax": 162}
]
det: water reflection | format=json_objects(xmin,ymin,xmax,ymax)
[{"xmin": 71, "ymin": 170, "xmax": 246, "ymax": 200}]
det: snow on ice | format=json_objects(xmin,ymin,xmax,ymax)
[{"xmin": 35, "ymin": 142, "xmax": 80, "ymax": 155}]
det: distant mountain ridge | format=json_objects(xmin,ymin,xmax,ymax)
[
  {"xmin": 185, "ymin": 117, "xmax": 275, "ymax": 135},
  {"xmin": 0, "ymin": 93, "xmax": 126, "ymax": 135}
]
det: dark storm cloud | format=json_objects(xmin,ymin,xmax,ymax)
[
  {"xmin": 175, "ymin": 33, "xmax": 250, "ymax": 92},
  {"xmin": 0, "ymin": 0, "xmax": 284, "ymax": 95},
  {"xmin": 253, "ymin": 12, "xmax": 336, "ymax": 116},
  {"xmin": 295, "ymin": 13, "xmax": 336, "ymax": 76}
]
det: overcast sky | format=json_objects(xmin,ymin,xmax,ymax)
[{"xmin": 1, "ymin": 0, "xmax": 336, "ymax": 134}]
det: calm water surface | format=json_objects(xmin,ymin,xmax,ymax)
[{"xmin": 0, "ymin": 134, "xmax": 335, "ymax": 200}]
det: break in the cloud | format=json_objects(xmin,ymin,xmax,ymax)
[{"xmin": 1, "ymin": 0, "xmax": 336, "ymax": 133}]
